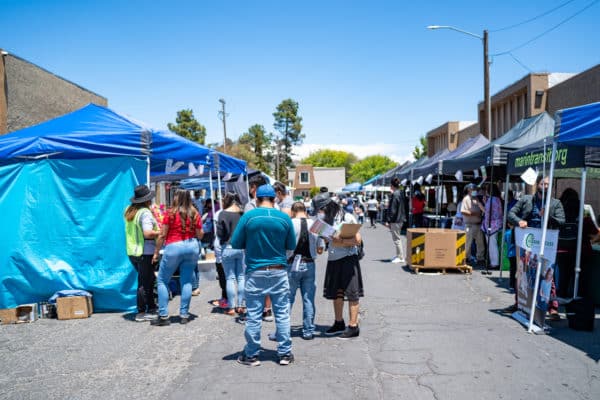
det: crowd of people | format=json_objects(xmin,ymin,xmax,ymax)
[
  {"xmin": 124, "ymin": 172, "xmax": 599, "ymax": 365},
  {"xmin": 124, "ymin": 176, "xmax": 364, "ymax": 366}
]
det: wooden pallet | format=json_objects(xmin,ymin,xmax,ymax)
[{"xmin": 409, "ymin": 264, "xmax": 472, "ymax": 275}]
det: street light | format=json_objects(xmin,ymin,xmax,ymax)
[{"xmin": 427, "ymin": 25, "xmax": 491, "ymax": 141}]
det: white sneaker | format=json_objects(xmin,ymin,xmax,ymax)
[{"xmin": 390, "ymin": 257, "xmax": 404, "ymax": 264}]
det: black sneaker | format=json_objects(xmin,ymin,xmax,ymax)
[
  {"xmin": 338, "ymin": 325, "xmax": 360, "ymax": 340},
  {"xmin": 236, "ymin": 312, "xmax": 247, "ymax": 324},
  {"xmin": 151, "ymin": 316, "xmax": 171, "ymax": 326},
  {"xmin": 262, "ymin": 309, "xmax": 274, "ymax": 322},
  {"xmin": 325, "ymin": 320, "xmax": 346, "ymax": 336},
  {"xmin": 134, "ymin": 312, "xmax": 146, "ymax": 322},
  {"xmin": 237, "ymin": 354, "xmax": 261, "ymax": 367},
  {"xmin": 302, "ymin": 334, "xmax": 314, "ymax": 340},
  {"xmin": 279, "ymin": 353, "xmax": 294, "ymax": 366},
  {"xmin": 180, "ymin": 316, "xmax": 190, "ymax": 324}
]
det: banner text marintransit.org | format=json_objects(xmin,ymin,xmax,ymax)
[{"xmin": 514, "ymin": 147, "xmax": 568, "ymax": 169}]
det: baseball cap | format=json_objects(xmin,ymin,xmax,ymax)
[{"xmin": 256, "ymin": 184, "xmax": 276, "ymax": 198}]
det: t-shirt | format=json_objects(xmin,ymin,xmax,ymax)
[
  {"xmin": 287, "ymin": 217, "xmax": 325, "ymax": 260},
  {"xmin": 217, "ymin": 210, "xmax": 243, "ymax": 245},
  {"xmin": 162, "ymin": 211, "xmax": 202, "ymax": 245},
  {"xmin": 461, "ymin": 195, "xmax": 482, "ymax": 224},
  {"xmin": 327, "ymin": 212, "xmax": 359, "ymax": 261},
  {"xmin": 140, "ymin": 209, "xmax": 158, "ymax": 255},
  {"xmin": 412, "ymin": 196, "xmax": 425, "ymax": 214},
  {"xmin": 367, "ymin": 199, "xmax": 378, "ymax": 212},
  {"xmin": 278, "ymin": 195, "xmax": 294, "ymax": 211},
  {"xmin": 230, "ymin": 206, "xmax": 296, "ymax": 272}
]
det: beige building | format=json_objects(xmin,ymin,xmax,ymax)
[
  {"xmin": 477, "ymin": 72, "xmax": 575, "ymax": 141},
  {"xmin": 287, "ymin": 165, "xmax": 346, "ymax": 198},
  {"xmin": 1, "ymin": 49, "xmax": 107, "ymax": 134},
  {"xmin": 426, "ymin": 121, "xmax": 477, "ymax": 156}
]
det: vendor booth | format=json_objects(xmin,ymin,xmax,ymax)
[
  {"xmin": 0, "ymin": 104, "xmax": 246, "ymax": 312},
  {"xmin": 529, "ymin": 102, "xmax": 600, "ymax": 332}
]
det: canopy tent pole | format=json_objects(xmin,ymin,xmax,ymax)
[
  {"xmin": 528, "ymin": 141, "xmax": 557, "ymax": 333},
  {"xmin": 217, "ymin": 170, "xmax": 223, "ymax": 211},
  {"xmin": 245, "ymin": 169, "xmax": 250, "ymax": 204},
  {"xmin": 573, "ymin": 167, "xmax": 587, "ymax": 298},
  {"xmin": 499, "ymin": 173, "xmax": 510, "ymax": 279},
  {"xmin": 435, "ymin": 173, "xmax": 441, "ymax": 227},
  {"xmin": 408, "ymin": 170, "xmax": 414, "ymax": 228},
  {"xmin": 146, "ymin": 157, "xmax": 151, "ymax": 186}
]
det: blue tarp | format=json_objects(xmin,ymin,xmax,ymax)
[
  {"xmin": 0, "ymin": 157, "xmax": 145, "ymax": 311},
  {"xmin": 0, "ymin": 104, "xmax": 247, "ymax": 311},
  {"xmin": 555, "ymin": 101, "xmax": 600, "ymax": 147}
]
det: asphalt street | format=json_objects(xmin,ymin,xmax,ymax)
[{"xmin": 1, "ymin": 224, "xmax": 599, "ymax": 400}]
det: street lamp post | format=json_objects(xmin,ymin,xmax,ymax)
[
  {"xmin": 427, "ymin": 25, "xmax": 491, "ymax": 141},
  {"xmin": 218, "ymin": 98, "xmax": 228, "ymax": 153}
]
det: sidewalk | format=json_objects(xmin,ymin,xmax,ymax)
[{"xmin": 1, "ymin": 224, "xmax": 598, "ymax": 399}]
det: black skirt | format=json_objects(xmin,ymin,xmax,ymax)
[{"xmin": 323, "ymin": 255, "xmax": 364, "ymax": 301}]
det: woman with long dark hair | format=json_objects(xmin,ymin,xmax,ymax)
[
  {"xmin": 217, "ymin": 192, "xmax": 246, "ymax": 319},
  {"xmin": 316, "ymin": 193, "xmax": 364, "ymax": 339},
  {"xmin": 152, "ymin": 189, "xmax": 204, "ymax": 326}
]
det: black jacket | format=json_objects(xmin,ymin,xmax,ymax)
[
  {"xmin": 507, "ymin": 194, "xmax": 565, "ymax": 229},
  {"xmin": 387, "ymin": 189, "xmax": 407, "ymax": 224}
]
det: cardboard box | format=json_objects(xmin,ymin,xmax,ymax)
[
  {"xmin": 407, "ymin": 228, "xmax": 466, "ymax": 268},
  {"xmin": 0, "ymin": 308, "xmax": 18, "ymax": 324},
  {"xmin": 16, "ymin": 303, "xmax": 37, "ymax": 323},
  {"xmin": 56, "ymin": 296, "xmax": 93, "ymax": 320}
]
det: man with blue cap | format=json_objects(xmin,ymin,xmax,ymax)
[{"xmin": 231, "ymin": 184, "xmax": 297, "ymax": 366}]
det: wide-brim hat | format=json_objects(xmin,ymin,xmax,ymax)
[{"xmin": 131, "ymin": 185, "xmax": 155, "ymax": 204}]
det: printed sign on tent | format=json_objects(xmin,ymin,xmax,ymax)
[
  {"xmin": 520, "ymin": 167, "xmax": 538, "ymax": 186},
  {"xmin": 454, "ymin": 170, "xmax": 463, "ymax": 182},
  {"xmin": 165, "ymin": 159, "xmax": 184, "ymax": 174},
  {"xmin": 514, "ymin": 227, "xmax": 559, "ymax": 329}
]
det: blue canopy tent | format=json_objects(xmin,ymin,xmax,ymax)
[
  {"xmin": 0, "ymin": 104, "xmax": 246, "ymax": 311},
  {"xmin": 341, "ymin": 182, "xmax": 362, "ymax": 192},
  {"xmin": 528, "ymin": 102, "xmax": 600, "ymax": 332}
]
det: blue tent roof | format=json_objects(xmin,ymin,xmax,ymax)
[
  {"xmin": 341, "ymin": 182, "xmax": 362, "ymax": 192},
  {"xmin": 0, "ymin": 104, "xmax": 246, "ymax": 174},
  {"xmin": 555, "ymin": 101, "xmax": 600, "ymax": 147}
]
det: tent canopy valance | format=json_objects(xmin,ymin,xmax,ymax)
[
  {"xmin": 0, "ymin": 104, "xmax": 246, "ymax": 174},
  {"xmin": 442, "ymin": 113, "xmax": 554, "ymax": 175}
]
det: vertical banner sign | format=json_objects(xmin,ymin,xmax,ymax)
[{"xmin": 514, "ymin": 228, "xmax": 559, "ymax": 328}]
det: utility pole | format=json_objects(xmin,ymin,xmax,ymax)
[
  {"xmin": 483, "ymin": 30, "xmax": 491, "ymax": 141},
  {"xmin": 218, "ymin": 98, "xmax": 228, "ymax": 153}
]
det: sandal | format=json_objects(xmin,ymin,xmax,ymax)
[{"xmin": 224, "ymin": 308, "xmax": 236, "ymax": 316}]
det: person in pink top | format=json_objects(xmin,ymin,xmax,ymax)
[{"xmin": 152, "ymin": 189, "xmax": 204, "ymax": 326}]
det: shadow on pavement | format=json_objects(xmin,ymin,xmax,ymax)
[
  {"xmin": 223, "ymin": 348, "xmax": 282, "ymax": 364},
  {"xmin": 488, "ymin": 308, "xmax": 600, "ymax": 362}
]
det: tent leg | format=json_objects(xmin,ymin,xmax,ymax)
[
  {"xmin": 499, "ymin": 174, "xmax": 510, "ymax": 279},
  {"xmin": 528, "ymin": 141, "xmax": 557, "ymax": 333},
  {"xmin": 573, "ymin": 168, "xmax": 587, "ymax": 298}
]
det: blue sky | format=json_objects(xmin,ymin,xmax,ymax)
[{"xmin": 2, "ymin": 0, "xmax": 599, "ymax": 162}]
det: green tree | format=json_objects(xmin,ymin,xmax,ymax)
[
  {"xmin": 300, "ymin": 149, "xmax": 358, "ymax": 182},
  {"xmin": 214, "ymin": 139, "xmax": 258, "ymax": 170},
  {"xmin": 412, "ymin": 135, "xmax": 427, "ymax": 160},
  {"xmin": 239, "ymin": 124, "xmax": 272, "ymax": 174},
  {"xmin": 349, "ymin": 155, "xmax": 396, "ymax": 183},
  {"xmin": 273, "ymin": 99, "xmax": 304, "ymax": 181},
  {"xmin": 168, "ymin": 109, "xmax": 207, "ymax": 145}
]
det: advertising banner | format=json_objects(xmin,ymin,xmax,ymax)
[{"xmin": 514, "ymin": 227, "xmax": 559, "ymax": 328}]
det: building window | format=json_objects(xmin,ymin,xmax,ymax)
[{"xmin": 299, "ymin": 171, "xmax": 310, "ymax": 184}]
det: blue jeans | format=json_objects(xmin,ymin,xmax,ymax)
[
  {"xmin": 244, "ymin": 269, "xmax": 291, "ymax": 357},
  {"xmin": 157, "ymin": 239, "xmax": 199, "ymax": 318},
  {"xmin": 288, "ymin": 262, "xmax": 316, "ymax": 337},
  {"xmin": 222, "ymin": 247, "xmax": 245, "ymax": 308}
]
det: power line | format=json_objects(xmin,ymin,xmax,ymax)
[
  {"xmin": 491, "ymin": 0, "xmax": 577, "ymax": 32},
  {"xmin": 508, "ymin": 52, "xmax": 533, "ymax": 72},
  {"xmin": 492, "ymin": 0, "xmax": 600, "ymax": 56}
]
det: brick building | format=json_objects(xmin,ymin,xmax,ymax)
[
  {"xmin": 0, "ymin": 49, "xmax": 107, "ymax": 134},
  {"xmin": 426, "ymin": 121, "xmax": 476, "ymax": 156}
]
